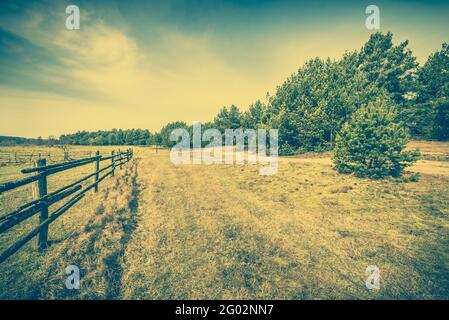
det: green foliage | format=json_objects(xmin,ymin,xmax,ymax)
[
  {"xmin": 279, "ymin": 142, "xmax": 295, "ymax": 156},
  {"xmin": 357, "ymin": 32, "xmax": 418, "ymax": 105},
  {"xmin": 262, "ymin": 32, "xmax": 423, "ymax": 154},
  {"xmin": 0, "ymin": 136, "xmax": 50, "ymax": 146},
  {"xmin": 59, "ymin": 129, "xmax": 153, "ymax": 146},
  {"xmin": 50, "ymin": 33, "xmax": 446, "ymax": 154},
  {"xmin": 153, "ymin": 132, "xmax": 162, "ymax": 146},
  {"xmin": 418, "ymin": 43, "xmax": 449, "ymax": 102},
  {"xmin": 267, "ymin": 56, "xmax": 380, "ymax": 153},
  {"xmin": 433, "ymin": 99, "xmax": 449, "ymax": 139},
  {"xmin": 405, "ymin": 99, "xmax": 449, "ymax": 140},
  {"xmin": 213, "ymin": 105, "xmax": 242, "ymax": 133},
  {"xmin": 150, "ymin": 32, "xmax": 438, "ymax": 155},
  {"xmin": 406, "ymin": 43, "xmax": 449, "ymax": 140},
  {"xmin": 159, "ymin": 121, "xmax": 189, "ymax": 148},
  {"xmin": 333, "ymin": 97, "xmax": 420, "ymax": 179},
  {"xmin": 241, "ymin": 100, "xmax": 267, "ymax": 129}
]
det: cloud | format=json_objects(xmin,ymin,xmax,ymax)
[{"xmin": 0, "ymin": 0, "xmax": 448, "ymax": 137}]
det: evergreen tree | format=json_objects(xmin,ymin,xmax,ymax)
[
  {"xmin": 159, "ymin": 121, "xmax": 189, "ymax": 148},
  {"xmin": 356, "ymin": 32, "xmax": 418, "ymax": 105},
  {"xmin": 267, "ymin": 57, "xmax": 379, "ymax": 153},
  {"xmin": 228, "ymin": 105, "xmax": 242, "ymax": 129},
  {"xmin": 213, "ymin": 105, "xmax": 242, "ymax": 132},
  {"xmin": 418, "ymin": 43, "xmax": 449, "ymax": 102},
  {"xmin": 241, "ymin": 100, "xmax": 266, "ymax": 129},
  {"xmin": 333, "ymin": 96, "xmax": 419, "ymax": 178},
  {"xmin": 406, "ymin": 43, "xmax": 449, "ymax": 140}
]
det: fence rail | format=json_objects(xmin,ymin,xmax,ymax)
[
  {"xmin": 0, "ymin": 148, "xmax": 133, "ymax": 264},
  {"xmin": 0, "ymin": 149, "xmax": 115, "ymax": 166}
]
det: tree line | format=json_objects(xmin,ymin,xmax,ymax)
[
  {"xmin": 158, "ymin": 32, "xmax": 448, "ymax": 156},
  {"xmin": 153, "ymin": 32, "xmax": 448, "ymax": 178},
  {"xmin": 59, "ymin": 129, "xmax": 157, "ymax": 146},
  {"xmin": 3, "ymin": 32, "xmax": 447, "ymax": 167}
]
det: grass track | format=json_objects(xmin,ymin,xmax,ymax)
[
  {"xmin": 121, "ymin": 149, "xmax": 449, "ymax": 299},
  {"xmin": 0, "ymin": 145, "xmax": 448, "ymax": 299}
]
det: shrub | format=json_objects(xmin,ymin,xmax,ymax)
[
  {"xmin": 279, "ymin": 142, "xmax": 295, "ymax": 156},
  {"xmin": 333, "ymin": 97, "xmax": 420, "ymax": 178}
]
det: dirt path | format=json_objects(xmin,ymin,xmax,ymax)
[{"xmin": 120, "ymin": 154, "xmax": 303, "ymax": 299}]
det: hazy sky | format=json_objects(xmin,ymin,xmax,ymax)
[{"xmin": 0, "ymin": 0, "xmax": 448, "ymax": 138}]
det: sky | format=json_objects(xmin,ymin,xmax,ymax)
[{"xmin": 0, "ymin": 0, "xmax": 448, "ymax": 138}]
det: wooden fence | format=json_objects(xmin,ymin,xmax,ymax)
[
  {"xmin": 0, "ymin": 148, "xmax": 133, "ymax": 264},
  {"xmin": 0, "ymin": 149, "xmax": 112, "ymax": 166}
]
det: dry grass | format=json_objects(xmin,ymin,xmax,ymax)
[
  {"xmin": 408, "ymin": 140, "xmax": 449, "ymax": 161},
  {"xmin": 0, "ymin": 142, "xmax": 448, "ymax": 299},
  {"xmin": 119, "ymin": 149, "xmax": 448, "ymax": 299},
  {"xmin": 0, "ymin": 158, "xmax": 140, "ymax": 299},
  {"xmin": 0, "ymin": 145, "xmax": 128, "ymax": 168}
]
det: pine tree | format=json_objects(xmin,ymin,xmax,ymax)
[
  {"xmin": 407, "ymin": 43, "xmax": 449, "ymax": 140},
  {"xmin": 333, "ymin": 96, "xmax": 419, "ymax": 178}
]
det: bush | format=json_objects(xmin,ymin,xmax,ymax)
[
  {"xmin": 279, "ymin": 142, "xmax": 295, "ymax": 156},
  {"xmin": 333, "ymin": 97, "xmax": 420, "ymax": 178}
]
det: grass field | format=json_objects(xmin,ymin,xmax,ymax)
[
  {"xmin": 0, "ymin": 145, "xmax": 138, "ymax": 168},
  {"xmin": 0, "ymin": 142, "xmax": 448, "ymax": 299}
]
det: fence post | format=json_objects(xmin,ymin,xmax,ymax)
[
  {"xmin": 32, "ymin": 159, "xmax": 48, "ymax": 250},
  {"xmin": 119, "ymin": 149, "xmax": 123, "ymax": 170},
  {"xmin": 111, "ymin": 150, "xmax": 115, "ymax": 177},
  {"xmin": 94, "ymin": 150, "xmax": 100, "ymax": 193}
]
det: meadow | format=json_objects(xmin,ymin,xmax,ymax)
[
  {"xmin": 0, "ymin": 142, "xmax": 448, "ymax": 299},
  {"xmin": 0, "ymin": 145, "xmax": 132, "ymax": 169}
]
